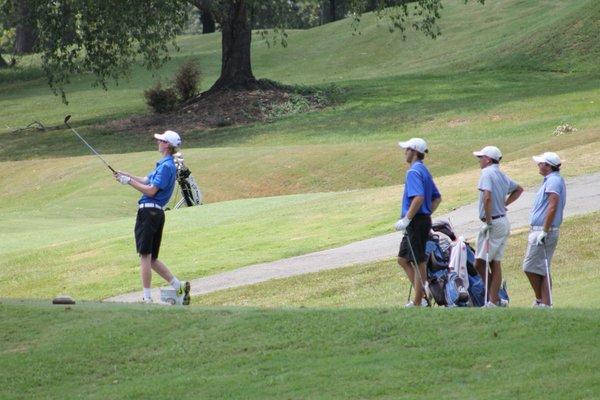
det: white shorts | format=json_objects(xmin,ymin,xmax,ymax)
[{"xmin": 475, "ymin": 216, "xmax": 510, "ymax": 261}]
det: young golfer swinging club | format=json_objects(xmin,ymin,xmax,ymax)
[
  {"xmin": 114, "ymin": 130, "xmax": 190, "ymax": 305},
  {"xmin": 395, "ymin": 138, "xmax": 442, "ymax": 307}
]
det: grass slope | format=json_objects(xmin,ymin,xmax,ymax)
[{"xmin": 0, "ymin": 303, "xmax": 598, "ymax": 399}]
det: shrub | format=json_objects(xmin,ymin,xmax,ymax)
[
  {"xmin": 174, "ymin": 60, "xmax": 201, "ymax": 102},
  {"xmin": 144, "ymin": 82, "xmax": 178, "ymax": 114}
]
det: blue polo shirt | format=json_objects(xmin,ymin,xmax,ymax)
[
  {"xmin": 401, "ymin": 161, "xmax": 441, "ymax": 217},
  {"xmin": 530, "ymin": 172, "xmax": 566, "ymax": 227},
  {"xmin": 138, "ymin": 155, "xmax": 177, "ymax": 207}
]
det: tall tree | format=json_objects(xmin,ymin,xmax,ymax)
[{"xmin": 31, "ymin": 0, "xmax": 484, "ymax": 101}]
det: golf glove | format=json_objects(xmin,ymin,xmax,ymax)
[
  {"xmin": 116, "ymin": 173, "xmax": 131, "ymax": 185},
  {"xmin": 479, "ymin": 222, "xmax": 492, "ymax": 235},
  {"xmin": 394, "ymin": 217, "xmax": 411, "ymax": 232},
  {"xmin": 536, "ymin": 231, "xmax": 547, "ymax": 246}
]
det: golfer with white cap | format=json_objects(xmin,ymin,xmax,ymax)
[
  {"xmin": 395, "ymin": 138, "xmax": 442, "ymax": 307},
  {"xmin": 114, "ymin": 130, "xmax": 190, "ymax": 305},
  {"xmin": 523, "ymin": 152, "xmax": 566, "ymax": 308},
  {"xmin": 473, "ymin": 145, "xmax": 523, "ymax": 307}
]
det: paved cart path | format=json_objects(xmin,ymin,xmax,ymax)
[{"xmin": 106, "ymin": 172, "xmax": 600, "ymax": 303}]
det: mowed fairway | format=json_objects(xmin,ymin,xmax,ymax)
[{"xmin": 1, "ymin": 0, "xmax": 600, "ymax": 398}]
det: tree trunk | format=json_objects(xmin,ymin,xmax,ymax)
[
  {"xmin": 330, "ymin": 0, "xmax": 337, "ymax": 22},
  {"xmin": 14, "ymin": 0, "xmax": 37, "ymax": 54},
  {"xmin": 209, "ymin": 0, "xmax": 257, "ymax": 91},
  {"xmin": 200, "ymin": 8, "xmax": 215, "ymax": 33}
]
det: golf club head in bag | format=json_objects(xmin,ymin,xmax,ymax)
[{"xmin": 173, "ymin": 151, "xmax": 202, "ymax": 208}]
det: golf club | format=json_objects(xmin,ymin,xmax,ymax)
[
  {"xmin": 405, "ymin": 228, "xmax": 431, "ymax": 307},
  {"xmin": 484, "ymin": 232, "xmax": 490, "ymax": 307},
  {"xmin": 542, "ymin": 244, "xmax": 553, "ymax": 306},
  {"xmin": 64, "ymin": 115, "xmax": 115, "ymax": 173}
]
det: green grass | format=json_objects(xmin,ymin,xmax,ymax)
[
  {"xmin": 0, "ymin": 302, "xmax": 598, "ymax": 399},
  {"xmin": 195, "ymin": 212, "xmax": 600, "ymax": 309}
]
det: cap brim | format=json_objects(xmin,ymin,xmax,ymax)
[
  {"xmin": 532, "ymin": 155, "xmax": 545, "ymax": 164},
  {"xmin": 398, "ymin": 141, "xmax": 410, "ymax": 148},
  {"xmin": 473, "ymin": 151, "xmax": 484, "ymax": 157},
  {"xmin": 154, "ymin": 133, "xmax": 165, "ymax": 140}
]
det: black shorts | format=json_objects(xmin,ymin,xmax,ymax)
[
  {"xmin": 398, "ymin": 214, "xmax": 432, "ymax": 264},
  {"xmin": 134, "ymin": 208, "xmax": 165, "ymax": 259}
]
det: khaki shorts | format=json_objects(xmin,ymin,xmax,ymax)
[
  {"xmin": 475, "ymin": 216, "xmax": 510, "ymax": 261},
  {"xmin": 522, "ymin": 229, "xmax": 559, "ymax": 276}
]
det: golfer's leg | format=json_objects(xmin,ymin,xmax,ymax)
[
  {"xmin": 525, "ymin": 271, "xmax": 543, "ymax": 301},
  {"xmin": 540, "ymin": 273, "xmax": 553, "ymax": 305},
  {"xmin": 489, "ymin": 260, "xmax": 502, "ymax": 304},
  {"xmin": 140, "ymin": 254, "xmax": 153, "ymax": 288},
  {"xmin": 151, "ymin": 259, "xmax": 174, "ymax": 283},
  {"xmin": 397, "ymin": 256, "xmax": 415, "ymax": 283},
  {"xmin": 475, "ymin": 258, "xmax": 487, "ymax": 283},
  {"xmin": 413, "ymin": 262, "xmax": 427, "ymax": 305}
]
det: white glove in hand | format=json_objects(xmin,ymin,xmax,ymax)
[
  {"xmin": 479, "ymin": 223, "xmax": 492, "ymax": 235},
  {"xmin": 116, "ymin": 173, "xmax": 131, "ymax": 185},
  {"xmin": 395, "ymin": 217, "xmax": 411, "ymax": 232},
  {"xmin": 536, "ymin": 231, "xmax": 547, "ymax": 246}
]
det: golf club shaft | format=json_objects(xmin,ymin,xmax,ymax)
[
  {"xmin": 65, "ymin": 121, "xmax": 115, "ymax": 173},
  {"xmin": 484, "ymin": 232, "xmax": 490, "ymax": 305}
]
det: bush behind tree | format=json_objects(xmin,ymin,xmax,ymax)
[
  {"xmin": 144, "ymin": 82, "xmax": 178, "ymax": 114},
  {"xmin": 174, "ymin": 60, "xmax": 201, "ymax": 102}
]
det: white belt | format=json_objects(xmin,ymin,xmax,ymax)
[
  {"xmin": 139, "ymin": 203, "xmax": 165, "ymax": 210},
  {"xmin": 531, "ymin": 226, "xmax": 559, "ymax": 232}
]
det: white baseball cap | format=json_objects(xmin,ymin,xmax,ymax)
[
  {"xmin": 154, "ymin": 130, "xmax": 182, "ymax": 147},
  {"xmin": 533, "ymin": 151, "xmax": 561, "ymax": 166},
  {"xmin": 473, "ymin": 145, "xmax": 502, "ymax": 161},
  {"xmin": 399, "ymin": 138, "xmax": 428, "ymax": 154}
]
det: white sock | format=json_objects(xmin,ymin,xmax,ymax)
[
  {"xmin": 143, "ymin": 288, "xmax": 152, "ymax": 299},
  {"xmin": 170, "ymin": 277, "xmax": 181, "ymax": 290}
]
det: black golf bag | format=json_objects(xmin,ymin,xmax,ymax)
[{"xmin": 172, "ymin": 152, "xmax": 202, "ymax": 208}]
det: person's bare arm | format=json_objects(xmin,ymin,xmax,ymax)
[
  {"xmin": 505, "ymin": 185, "xmax": 523, "ymax": 207},
  {"xmin": 406, "ymin": 196, "xmax": 424, "ymax": 219},
  {"xmin": 543, "ymin": 193, "xmax": 559, "ymax": 231},
  {"xmin": 127, "ymin": 179, "xmax": 158, "ymax": 197},
  {"xmin": 482, "ymin": 190, "xmax": 492, "ymax": 223},
  {"xmin": 431, "ymin": 196, "xmax": 442, "ymax": 214}
]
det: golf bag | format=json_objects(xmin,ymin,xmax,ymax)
[
  {"xmin": 173, "ymin": 152, "xmax": 202, "ymax": 209},
  {"xmin": 426, "ymin": 221, "xmax": 509, "ymax": 307}
]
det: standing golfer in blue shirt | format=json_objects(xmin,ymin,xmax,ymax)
[
  {"xmin": 115, "ymin": 130, "xmax": 190, "ymax": 305},
  {"xmin": 395, "ymin": 138, "xmax": 442, "ymax": 307},
  {"xmin": 523, "ymin": 152, "xmax": 566, "ymax": 308}
]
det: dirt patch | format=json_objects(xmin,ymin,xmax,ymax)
[
  {"xmin": 102, "ymin": 84, "xmax": 337, "ymax": 135},
  {"xmin": 447, "ymin": 118, "xmax": 469, "ymax": 127}
]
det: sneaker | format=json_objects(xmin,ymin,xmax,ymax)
[
  {"xmin": 421, "ymin": 298, "xmax": 429, "ymax": 307},
  {"xmin": 176, "ymin": 281, "xmax": 191, "ymax": 305},
  {"xmin": 532, "ymin": 299, "xmax": 542, "ymax": 308},
  {"xmin": 499, "ymin": 298, "xmax": 509, "ymax": 307},
  {"xmin": 142, "ymin": 297, "xmax": 153, "ymax": 304},
  {"xmin": 404, "ymin": 301, "xmax": 415, "ymax": 308},
  {"xmin": 483, "ymin": 301, "xmax": 497, "ymax": 308}
]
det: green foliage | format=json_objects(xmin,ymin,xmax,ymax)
[
  {"xmin": 143, "ymin": 81, "xmax": 178, "ymax": 114},
  {"xmin": 31, "ymin": 0, "xmax": 188, "ymax": 103},
  {"xmin": 174, "ymin": 59, "xmax": 201, "ymax": 102}
]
